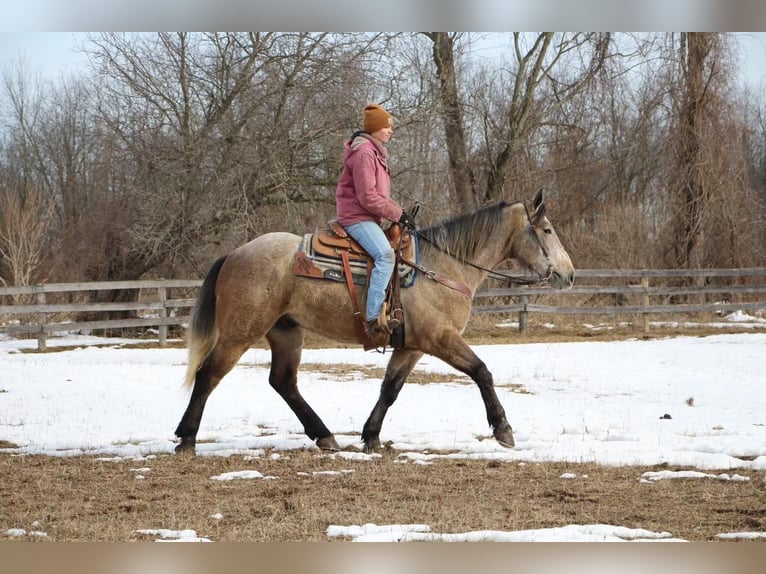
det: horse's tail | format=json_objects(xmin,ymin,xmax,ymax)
[{"xmin": 183, "ymin": 255, "xmax": 227, "ymax": 390}]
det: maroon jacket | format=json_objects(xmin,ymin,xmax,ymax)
[{"xmin": 335, "ymin": 133, "xmax": 403, "ymax": 226}]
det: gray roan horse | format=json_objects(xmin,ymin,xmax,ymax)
[{"xmin": 175, "ymin": 189, "xmax": 574, "ymax": 454}]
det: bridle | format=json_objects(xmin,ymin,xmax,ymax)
[{"xmin": 410, "ymin": 202, "xmax": 553, "ymax": 287}]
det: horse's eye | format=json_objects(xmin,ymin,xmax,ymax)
[{"xmin": 543, "ymin": 228, "xmax": 552, "ymax": 235}]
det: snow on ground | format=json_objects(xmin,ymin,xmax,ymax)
[
  {"xmin": 4, "ymin": 331, "xmax": 763, "ymax": 470},
  {"xmin": 495, "ymin": 309, "xmax": 766, "ymax": 332},
  {"xmin": 325, "ymin": 523, "xmax": 686, "ymax": 542}
]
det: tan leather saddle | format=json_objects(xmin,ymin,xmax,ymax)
[{"xmin": 311, "ymin": 220, "xmax": 415, "ymax": 263}]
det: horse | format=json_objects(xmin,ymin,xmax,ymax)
[{"xmin": 174, "ymin": 189, "xmax": 574, "ymax": 454}]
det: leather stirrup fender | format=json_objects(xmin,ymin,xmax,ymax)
[{"xmin": 340, "ymin": 251, "xmax": 378, "ymax": 351}]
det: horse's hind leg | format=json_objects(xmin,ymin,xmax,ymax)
[
  {"xmin": 175, "ymin": 342, "xmax": 250, "ymax": 454},
  {"xmin": 362, "ymin": 349, "xmax": 423, "ymax": 453},
  {"xmin": 266, "ymin": 315, "xmax": 339, "ymax": 451}
]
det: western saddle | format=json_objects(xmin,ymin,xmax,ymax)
[{"xmin": 294, "ymin": 220, "xmax": 414, "ymax": 351}]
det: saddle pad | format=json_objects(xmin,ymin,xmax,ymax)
[{"xmin": 294, "ymin": 233, "xmax": 417, "ymax": 287}]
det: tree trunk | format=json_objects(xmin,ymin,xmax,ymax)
[
  {"xmin": 676, "ymin": 33, "xmax": 714, "ymax": 270},
  {"xmin": 424, "ymin": 33, "xmax": 477, "ymax": 210}
]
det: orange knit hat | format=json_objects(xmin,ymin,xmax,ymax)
[{"xmin": 363, "ymin": 103, "xmax": 393, "ymax": 133}]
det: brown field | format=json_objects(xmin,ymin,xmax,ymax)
[
  {"xmin": 1, "ymin": 450, "xmax": 764, "ymax": 542},
  {"xmin": 2, "ymin": 319, "xmax": 765, "ymax": 542}
]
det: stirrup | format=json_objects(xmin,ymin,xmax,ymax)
[
  {"xmin": 378, "ymin": 302, "xmax": 400, "ymax": 334},
  {"xmin": 366, "ymin": 317, "xmax": 400, "ymax": 337}
]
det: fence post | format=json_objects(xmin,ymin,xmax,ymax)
[
  {"xmin": 36, "ymin": 291, "xmax": 47, "ymax": 351},
  {"xmin": 158, "ymin": 286, "xmax": 167, "ymax": 347},
  {"xmin": 641, "ymin": 276, "xmax": 650, "ymax": 334},
  {"xmin": 519, "ymin": 295, "xmax": 528, "ymax": 333}
]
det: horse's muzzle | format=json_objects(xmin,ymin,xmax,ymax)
[{"xmin": 548, "ymin": 269, "xmax": 575, "ymax": 290}]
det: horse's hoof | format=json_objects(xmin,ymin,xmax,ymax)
[
  {"xmin": 362, "ymin": 438, "xmax": 382, "ymax": 453},
  {"xmin": 316, "ymin": 436, "xmax": 341, "ymax": 451},
  {"xmin": 175, "ymin": 438, "xmax": 196, "ymax": 455},
  {"xmin": 494, "ymin": 428, "xmax": 515, "ymax": 448}
]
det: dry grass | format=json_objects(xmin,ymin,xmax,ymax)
[
  {"xmin": 297, "ymin": 363, "xmax": 477, "ymax": 386},
  {"xmin": 1, "ymin": 451, "xmax": 764, "ymax": 542}
]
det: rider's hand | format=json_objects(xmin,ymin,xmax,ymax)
[{"xmin": 398, "ymin": 211, "xmax": 416, "ymax": 230}]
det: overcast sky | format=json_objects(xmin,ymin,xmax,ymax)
[
  {"xmin": 3, "ymin": 0, "xmax": 766, "ymax": 30},
  {"xmin": 2, "ymin": 32, "xmax": 766, "ymax": 91}
]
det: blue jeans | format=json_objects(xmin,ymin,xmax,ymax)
[{"xmin": 344, "ymin": 221, "xmax": 396, "ymax": 321}]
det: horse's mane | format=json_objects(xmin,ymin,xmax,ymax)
[{"xmin": 417, "ymin": 200, "xmax": 516, "ymax": 261}]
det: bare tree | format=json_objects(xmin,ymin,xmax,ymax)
[
  {"xmin": 532, "ymin": 35, "xmax": 670, "ymax": 267},
  {"xmin": 484, "ymin": 33, "xmax": 612, "ymax": 202},
  {"xmin": 0, "ymin": 184, "xmax": 55, "ymax": 288},
  {"xmin": 0, "ymin": 62, "xmax": 58, "ymax": 288},
  {"xmin": 421, "ymin": 32, "xmax": 612, "ymax": 209},
  {"xmin": 86, "ymin": 32, "xmax": 271, "ymax": 278},
  {"xmin": 673, "ymin": 33, "xmax": 715, "ymax": 269},
  {"xmin": 422, "ymin": 32, "xmax": 477, "ymax": 210},
  {"xmin": 661, "ymin": 33, "xmax": 765, "ymax": 270},
  {"xmin": 85, "ymin": 33, "xmax": 398, "ymax": 278}
]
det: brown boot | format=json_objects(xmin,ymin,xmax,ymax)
[{"xmin": 366, "ymin": 317, "xmax": 401, "ymax": 342}]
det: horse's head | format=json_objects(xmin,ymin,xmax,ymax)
[{"xmin": 510, "ymin": 189, "xmax": 575, "ymax": 290}]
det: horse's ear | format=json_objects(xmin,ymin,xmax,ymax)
[{"xmin": 529, "ymin": 188, "xmax": 546, "ymax": 221}]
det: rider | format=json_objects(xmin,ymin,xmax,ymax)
[{"xmin": 335, "ymin": 103, "xmax": 416, "ymax": 341}]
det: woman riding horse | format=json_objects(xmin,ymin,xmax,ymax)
[{"xmin": 335, "ymin": 103, "xmax": 416, "ymax": 344}]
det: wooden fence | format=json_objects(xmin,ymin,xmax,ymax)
[
  {"xmin": 472, "ymin": 268, "xmax": 766, "ymax": 333},
  {"xmin": 0, "ymin": 280, "xmax": 200, "ymax": 351},
  {"xmin": 1, "ymin": 268, "xmax": 765, "ymax": 350}
]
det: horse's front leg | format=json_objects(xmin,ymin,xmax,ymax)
[
  {"xmin": 427, "ymin": 331, "xmax": 515, "ymax": 448},
  {"xmin": 362, "ymin": 349, "xmax": 423, "ymax": 453}
]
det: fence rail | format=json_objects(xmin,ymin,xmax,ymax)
[
  {"xmin": 1, "ymin": 269, "xmax": 765, "ymax": 350},
  {"xmin": 0, "ymin": 280, "xmax": 200, "ymax": 351},
  {"xmin": 472, "ymin": 267, "xmax": 766, "ymax": 333}
]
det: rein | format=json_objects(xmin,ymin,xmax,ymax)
[{"xmin": 398, "ymin": 253, "xmax": 474, "ymax": 298}]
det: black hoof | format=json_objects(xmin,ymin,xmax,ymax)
[
  {"xmin": 175, "ymin": 437, "xmax": 196, "ymax": 455},
  {"xmin": 494, "ymin": 426, "xmax": 515, "ymax": 448},
  {"xmin": 316, "ymin": 436, "xmax": 341, "ymax": 451},
  {"xmin": 363, "ymin": 437, "xmax": 382, "ymax": 453}
]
